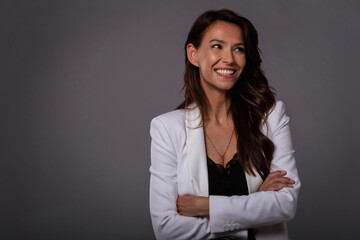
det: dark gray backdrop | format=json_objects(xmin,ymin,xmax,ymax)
[{"xmin": 1, "ymin": 0, "xmax": 360, "ymax": 239}]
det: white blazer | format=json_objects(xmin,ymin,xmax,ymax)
[{"xmin": 149, "ymin": 100, "xmax": 300, "ymax": 240}]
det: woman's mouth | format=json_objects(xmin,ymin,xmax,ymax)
[{"xmin": 215, "ymin": 69, "xmax": 236, "ymax": 76}]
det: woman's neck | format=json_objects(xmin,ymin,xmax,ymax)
[{"xmin": 205, "ymin": 90, "xmax": 232, "ymax": 126}]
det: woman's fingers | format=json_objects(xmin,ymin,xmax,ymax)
[
  {"xmin": 272, "ymin": 177, "xmax": 295, "ymax": 185},
  {"xmin": 266, "ymin": 171, "xmax": 295, "ymax": 184},
  {"xmin": 266, "ymin": 170, "xmax": 287, "ymax": 180},
  {"xmin": 258, "ymin": 170, "xmax": 295, "ymax": 192}
]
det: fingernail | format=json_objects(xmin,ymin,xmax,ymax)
[
  {"xmin": 291, "ymin": 180, "xmax": 295, "ymax": 184},
  {"xmin": 282, "ymin": 171, "xmax": 287, "ymax": 174}
]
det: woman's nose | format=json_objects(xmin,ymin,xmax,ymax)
[{"xmin": 221, "ymin": 49, "xmax": 234, "ymax": 64}]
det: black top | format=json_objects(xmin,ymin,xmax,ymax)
[
  {"xmin": 207, "ymin": 154, "xmax": 256, "ymax": 240},
  {"xmin": 207, "ymin": 153, "xmax": 249, "ymax": 196}
]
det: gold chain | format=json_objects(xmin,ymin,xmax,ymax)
[{"xmin": 204, "ymin": 128, "xmax": 235, "ymax": 165}]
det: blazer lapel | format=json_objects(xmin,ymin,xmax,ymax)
[
  {"xmin": 184, "ymin": 104, "xmax": 263, "ymax": 196},
  {"xmin": 185, "ymin": 104, "xmax": 209, "ymax": 197}
]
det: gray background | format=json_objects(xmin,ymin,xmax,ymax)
[{"xmin": 1, "ymin": 0, "xmax": 359, "ymax": 239}]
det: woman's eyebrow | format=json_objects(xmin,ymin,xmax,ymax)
[
  {"xmin": 209, "ymin": 39, "xmax": 225, "ymax": 44},
  {"xmin": 209, "ymin": 39, "xmax": 244, "ymax": 46},
  {"xmin": 234, "ymin": 42, "xmax": 245, "ymax": 46}
]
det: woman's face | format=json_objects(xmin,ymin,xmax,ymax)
[{"xmin": 187, "ymin": 21, "xmax": 246, "ymax": 94}]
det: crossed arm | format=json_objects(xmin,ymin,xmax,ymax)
[{"xmin": 177, "ymin": 170, "xmax": 295, "ymax": 217}]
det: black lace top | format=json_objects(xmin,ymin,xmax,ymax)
[
  {"xmin": 207, "ymin": 153, "xmax": 249, "ymax": 196},
  {"xmin": 207, "ymin": 153, "xmax": 256, "ymax": 240}
]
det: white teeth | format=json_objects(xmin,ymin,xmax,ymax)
[{"xmin": 215, "ymin": 69, "xmax": 234, "ymax": 75}]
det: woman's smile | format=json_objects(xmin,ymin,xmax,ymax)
[{"xmin": 214, "ymin": 68, "xmax": 237, "ymax": 78}]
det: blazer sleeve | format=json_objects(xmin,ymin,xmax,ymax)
[
  {"xmin": 209, "ymin": 100, "xmax": 301, "ymax": 233},
  {"xmin": 150, "ymin": 117, "xmax": 213, "ymax": 240}
]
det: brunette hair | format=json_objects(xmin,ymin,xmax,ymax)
[{"xmin": 177, "ymin": 9, "xmax": 276, "ymax": 179}]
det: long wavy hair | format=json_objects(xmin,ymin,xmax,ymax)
[{"xmin": 176, "ymin": 9, "xmax": 276, "ymax": 180}]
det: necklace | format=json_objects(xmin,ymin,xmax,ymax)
[{"xmin": 204, "ymin": 127, "xmax": 235, "ymax": 165}]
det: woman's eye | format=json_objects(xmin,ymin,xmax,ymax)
[
  {"xmin": 211, "ymin": 44, "xmax": 222, "ymax": 49},
  {"xmin": 234, "ymin": 47, "xmax": 245, "ymax": 53}
]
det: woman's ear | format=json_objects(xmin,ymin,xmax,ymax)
[{"xmin": 186, "ymin": 43, "xmax": 199, "ymax": 67}]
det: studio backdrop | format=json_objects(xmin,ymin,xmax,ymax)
[{"xmin": 1, "ymin": 0, "xmax": 360, "ymax": 239}]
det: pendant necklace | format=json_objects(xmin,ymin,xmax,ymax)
[{"xmin": 204, "ymin": 127, "xmax": 235, "ymax": 166}]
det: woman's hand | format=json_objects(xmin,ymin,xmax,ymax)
[
  {"xmin": 258, "ymin": 170, "xmax": 295, "ymax": 192},
  {"xmin": 177, "ymin": 196, "xmax": 209, "ymax": 217}
]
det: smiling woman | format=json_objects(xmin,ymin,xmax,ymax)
[{"xmin": 149, "ymin": 9, "xmax": 300, "ymax": 240}]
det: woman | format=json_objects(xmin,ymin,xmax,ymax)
[{"xmin": 150, "ymin": 9, "xmax": 300, "ymax": 240}]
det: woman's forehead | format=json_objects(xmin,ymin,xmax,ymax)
[{"xmin": 202, "ymin": 21, "xmax": 244, "ymax": 43}]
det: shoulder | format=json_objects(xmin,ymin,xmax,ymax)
[
  {"xmin": 151, "ymin": 109, "xmax": 185, "ymax": 130},
  {"xmin": 150, "ymin": 109, "xmax": 186, "ymax": 140},
  {"xmin": 263, "ymin": 100, "xmax": 290, "ymax": 138},
  {"xmin": 153, "ymin": 109, "xmax": 185, "ymax": 123}
]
